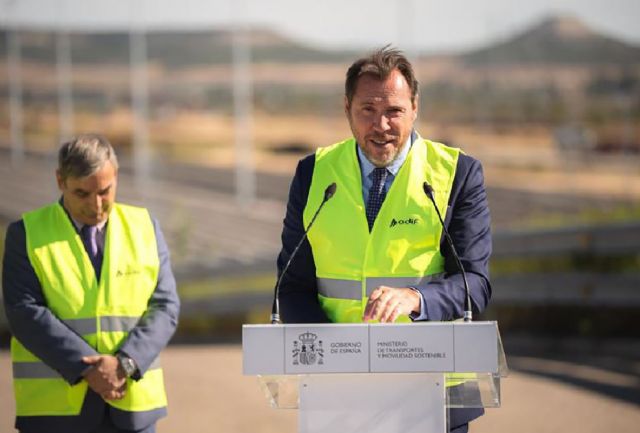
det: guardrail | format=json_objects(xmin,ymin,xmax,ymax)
[
  {"xmin": 493, "ymin": 221, "xmax": 640, "ymax": 258},
  {"xmin": 490, "ymin": 222, "xmax": 640, "ymax": 306}
]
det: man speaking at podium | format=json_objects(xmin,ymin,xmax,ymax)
[{"xmin": 276, "ymin": 46, "xmax": 492, "ymax": 432}]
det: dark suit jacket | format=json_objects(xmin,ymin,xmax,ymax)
[
  {"xmin": 276, "ymin": 138, "xmax": 491, "ymax": 428},
  {"xmin": 2, "ymin": 207, "xmax": 180, "ymax": 433}
]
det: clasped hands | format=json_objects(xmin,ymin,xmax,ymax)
[
  {"xmin": 363, "ymin": 286, "xmax": 421, "ymax": 323},
  {"xmin": 82, "ymin": 355, "xmax": 127, "ymax": 401}
]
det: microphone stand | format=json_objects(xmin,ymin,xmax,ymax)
[
  {"xmin": 423, "ymin": 182, "xmax": 472, "ymax": 322},
  {"xmin": 271, "ymin": 182, "xmax": 337, "ymax": 324}
]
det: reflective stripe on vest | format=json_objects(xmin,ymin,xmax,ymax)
[
  {"xmin": 61, "ymin": 316, "xmax": 141, "ymax": 335},
  {"xmin": 13, "ymin": 357, "xmax": 162, "ymax": 379},
  {"xmin": 13, "ymin": 202, "xmax": 166, "ymax": 416},
  {"xmin": 317, "ymin": 275, "xmax": 446, "ymax": 300}
]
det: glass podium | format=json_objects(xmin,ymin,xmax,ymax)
[{"xmin": 243, "ymin": 322, "xmax": 508, "ymax": 433}]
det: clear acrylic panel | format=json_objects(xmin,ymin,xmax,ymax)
[
  {"xmin": 446, "ymin": 373, "xmax": 502, "ymax": 408},
  {"xmin": 446, "ymin": 332, "xmax": 509, "ymax": 409},
  {"xmin": 258, "ymin": 375, "xmax": 300, "ymax": 409}
]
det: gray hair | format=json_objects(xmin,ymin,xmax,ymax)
[{"xmin": 58, "ymin": 133, "xmax": 119, "ymax": 181}]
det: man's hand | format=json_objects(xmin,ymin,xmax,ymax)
[
  {"xmin": 82, "ymin": 355, "xmax": 127, "ymax": 400},
  {"xmin": 363, "ymin": 286, "xmax": 421, "ymax": 323}
]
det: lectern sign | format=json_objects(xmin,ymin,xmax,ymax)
[
  {"xmin": 369, "ymin": 323, "xmax": 454, "ymax": 372},
  {"xmin": 285, "ymin": 325, "xmax": 369, "ymax": 374},
  {"xmin": 242, "ymin": 322, "xmax": 501, "ymax": 376}
]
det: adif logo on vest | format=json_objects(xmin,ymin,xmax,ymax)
[
  {"xmin": 389, "ymin": 217, "xmax": 419, "ymax": 228},
  {"xmin": 116, "ymin": 268, "xmax": 141, "ymax": 277}
]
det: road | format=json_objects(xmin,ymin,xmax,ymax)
[{"xmin": 0, "ymin": 345, "xmax": 638, "ymax": 433}]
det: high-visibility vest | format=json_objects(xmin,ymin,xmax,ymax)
[
  {"xmin": 305, "ymin": 137, "xmax": 474, "ymax": 387},
  {"xmin": 304, "ymin": 136, "xmax": 459, "ymax": 323},
  {"xmin": 11, "ymin": 202, "xmax": 167, "ymax": 416}
]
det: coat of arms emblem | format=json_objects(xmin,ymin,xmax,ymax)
[{"xmin": 292, "ymin": 332, "xmax": 324, "ymax": 365}]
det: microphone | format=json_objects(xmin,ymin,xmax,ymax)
[
  {"xmin": 422, "ymin": 182, "xmax": 473, "ymax": 322},
  {"xmin": 271, "ymin": 182, "xmax": 337, "ymax": 324}
]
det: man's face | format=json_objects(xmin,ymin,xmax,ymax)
[
  {"xmin": 345, "ymin": 69, "xmax": 418, "ymax": 167},
  {"xmin": 57, "ymin": 161, "xmax": 118, "ymax": 226}
]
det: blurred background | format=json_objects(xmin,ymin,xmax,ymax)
[{"xmin": 0, "ymin": 0, "xmax": 639, "ymax": 432}]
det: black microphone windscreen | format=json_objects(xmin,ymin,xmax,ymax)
[
  {"xmin": 423, "ymin": 181, "xmax": 434, "ymax": 197},
  {"xmin": 325, "ymin": 182, "xmax": 337, "ymax": 200}
]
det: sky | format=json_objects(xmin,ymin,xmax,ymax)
[{"xmin": 1, "ymin": 0, "xmax": 639, "ymax": 53}]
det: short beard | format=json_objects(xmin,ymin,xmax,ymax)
[
  {"xmin": 364, "ymin": 149, "xmax": 396, "ymax": 167},
  {"xmin": 361, "ymin": 139, "xmax": 407, "ymax": 168}
]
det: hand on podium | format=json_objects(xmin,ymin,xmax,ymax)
[{"xmin": 363, "ymin": 286, "xmax": 421, "ymax": 323}]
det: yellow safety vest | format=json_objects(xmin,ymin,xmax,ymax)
[
  {"xmin": 305, "ymin": 136, "xmax": 459, "ymax": 323},
  {"xmin": 305, "ymin": 137, "xmax": 474, "ymax": 387},
  {"xmin": 11, "ymin": 202, "xmax": 167, "ymax": 416}
]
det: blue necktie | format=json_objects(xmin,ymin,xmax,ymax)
[
  {"xmin": 81, "ymin": 225, "xmax": 103, "ymax": 280},
  {"xmin": 366, "ymin": 167, "xmax": 389, "ymax": 231}
]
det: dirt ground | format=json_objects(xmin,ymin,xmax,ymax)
[{"xmin": 1, "ymin": 345, "xmax": 639, "ymax": 433}]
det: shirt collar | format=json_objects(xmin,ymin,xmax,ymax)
[
  {"xmin": 71, "ymin": 217, "xmax": 107, "ymax": 233},
  {"xmin": 357, "ymin": 132, "xmax": 414, "ymax": 178}
]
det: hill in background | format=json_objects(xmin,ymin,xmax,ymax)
[
  {"xmin": 1, "ymin": 15, "xmax": 639, "ymax": 67},
  {"xmin": 461, "ymin": 15, "xmax": 640, "ymax": 66},
  {"xmin": 0, "ymin": 27, "xmax": 356, "ymax": 66}
]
